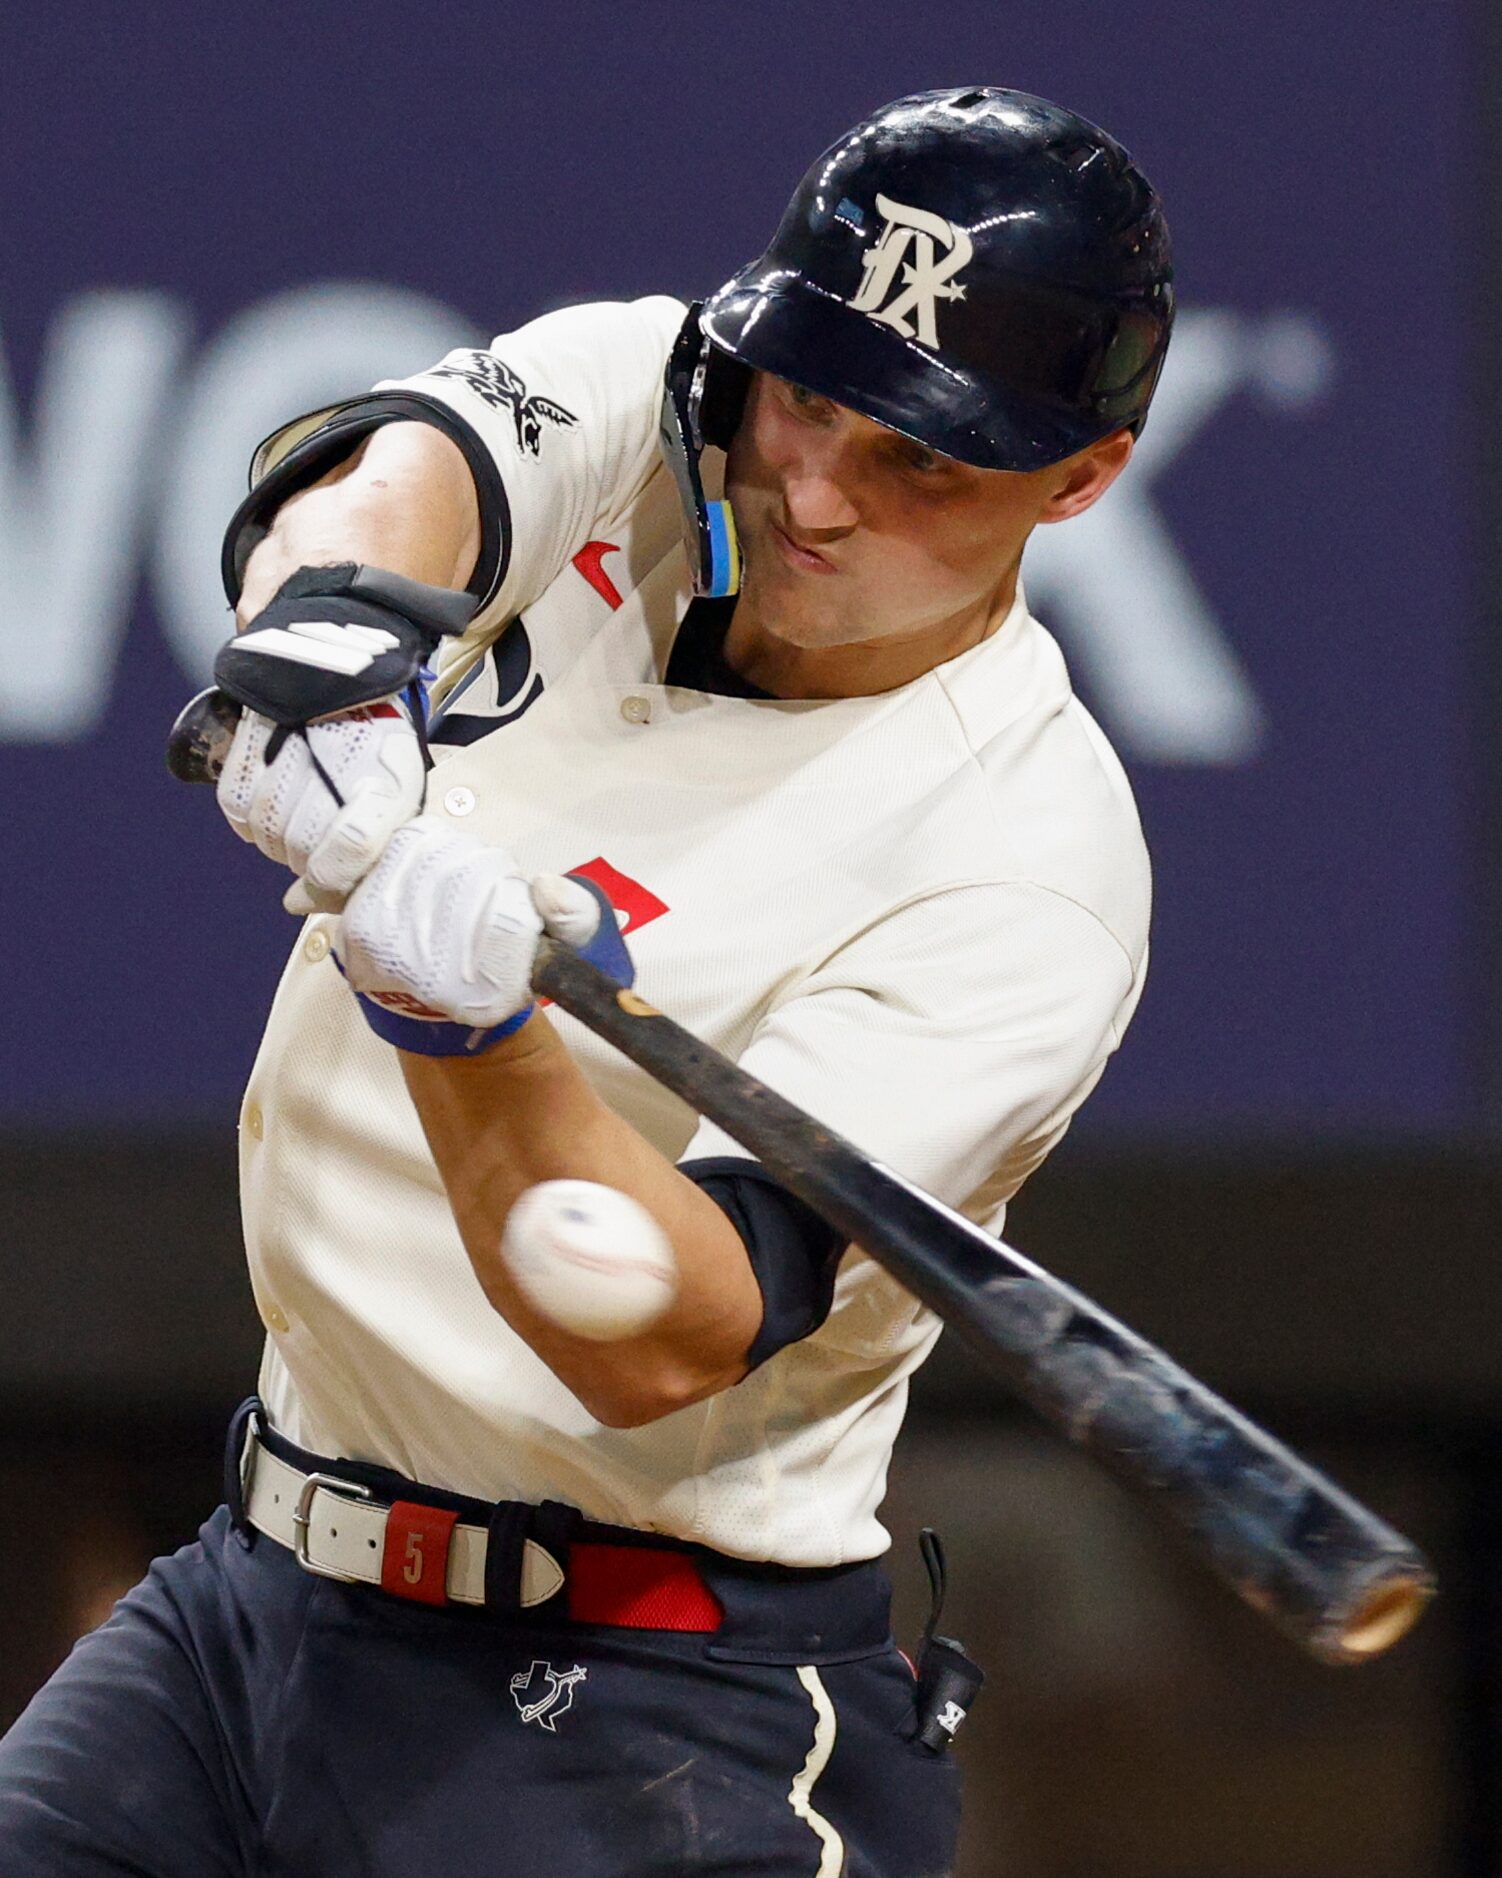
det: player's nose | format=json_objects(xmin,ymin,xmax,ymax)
[{"xmin": 779, "ymin": 436, "xmax": 860, "ymax": 537}]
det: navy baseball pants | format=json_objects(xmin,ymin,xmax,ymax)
[{"xmin": 0, "ymin": 1481, "xmax": 960, "ymax": 1873}]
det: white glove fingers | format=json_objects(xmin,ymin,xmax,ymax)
[
  {"xmin": 386, "ymin": 817, "xmax": 456, "ymax": 980},
  {"xmin": 283, "ymin": 877, "xmax": 346, "ymax": 918},
  {"xmin": 218, "ymin": 700, "xmax": 425, "ymax": 893},
  {"xmin": 531, "ymin": 874, "xmax": 603, "ymax": 947},
  {"xmin": 306, "ymin": 762, "xmax": 421, "ymax": 894},
  {"xmin": 341, "ymin": 820, "xmax": 419, "ymax": 969},
  {"xmin": 215, "ymin": 710, "xmax": 279, "ymax": 838},
  {"xmin": 281, "ymin": 776, "xmax": 338, "ymax": 880},
  {"xmin": 471, "ymin": 878, "xmax": 543, "ymax": 1021},
  {"xmin": 245, "ymin": 732, "xmax": 322, "ymax": 869},
  {"xmin": 247, "ymin": 786, "xmax": 294, "ymax": 868}
]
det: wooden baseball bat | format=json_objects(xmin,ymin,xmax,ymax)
[{"xmin": 531, "ymin": 941, "xmax": 1435, "ymax": 1666}]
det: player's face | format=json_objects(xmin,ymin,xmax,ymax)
[{"xmin": 724, "ymin": 374, "xmax": 1127, "ymax": 668}]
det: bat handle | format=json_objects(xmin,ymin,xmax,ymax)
[{"xmin": 166, "ymin": 686, "xmax": 242, "ymax": 785}]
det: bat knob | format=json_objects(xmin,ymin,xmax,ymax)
[
  {"xmin": 166, "ymin": 687, "xmax": 242, "ymax": 785},
  {"xmin": 1332, "ymin": 1566, "xmax": 1437, "ymax": 1663}
]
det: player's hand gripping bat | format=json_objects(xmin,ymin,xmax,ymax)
[
  {"xmin": 168, "ymin": 681, "xmax": 1435, "ymax": 1665},
  {"xmin": 528, "ymin": 945, "xmax": 1435, "ymax": 1667}
]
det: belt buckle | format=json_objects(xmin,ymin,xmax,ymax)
[{"xmin": 292, "ymin": 1471, "xmax": 374, "ymax": 1582}]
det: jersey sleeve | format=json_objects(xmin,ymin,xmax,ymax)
[
  {"xmin": 234, "ymin": 295, "xmax": 686, "ymax": 639},
  {"xmin": 375, "ymin": 295, "xmax": 685, "ymax": 621},
  {"xmin": 678, "ymin": 880, "xmax": 1143, "ymax": 1356}
]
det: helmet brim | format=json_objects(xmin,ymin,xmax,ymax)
[{"xmin": 701, "ymin": 267, "xmax": 1110, "ymax": 474}]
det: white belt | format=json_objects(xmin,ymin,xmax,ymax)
[{"xmin": 243, "ymin": 1430, "xmax": 565, "ymax": 1608}]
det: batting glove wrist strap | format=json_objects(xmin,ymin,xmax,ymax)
[
  {"xmin": 214, "ymin": 563, "xmax": 477, "ymax": 736},
  {"xmin": 352, "ymin": 992, "xmax": 535, "ymax": 1056}
]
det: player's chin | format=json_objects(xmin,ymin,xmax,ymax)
[
  {"xmin": 741, "ymin": 586, "xmax": 847, "ymax": 648},
  {"xmin": 739, "ymin": 561, "xmax": 844, "ymax": 644}
]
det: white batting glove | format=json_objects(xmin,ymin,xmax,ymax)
[
  {"xmin": 338, "ymin": 816, "xmax": 563, "ymax": 1030},
  {"xmin": 216, "ymin": 701, "xmax": 426, "ymax": 899}
]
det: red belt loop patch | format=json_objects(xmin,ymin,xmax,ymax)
[
  {"xmin": 380, "ymin": 1501, "xmax": 459, "ymax": 1606},
  {"xmin": 567, "ymin": 1543, "xmax": 723, "ymax": 1632}
]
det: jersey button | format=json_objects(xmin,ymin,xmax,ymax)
[
  {"xmin": 444, "ymin": 785, "xmax": 477, "ymax": 817},
  {"xmin": 620, "ymin": 696, "xmax": 651, "ymax": 725},
  {"xmin": 244, "ymin": 1103, "xmax": 264, "ymax": 1141},
  {"xmin": 264, "ymin": 1302, "xmax": 290, "ymax": 1333},
  {"xmin": 303, "ymin": 928, "xmax": 330, "ymax": 964}
]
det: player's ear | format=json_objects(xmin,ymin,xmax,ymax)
[{"xmin": 1037, "ymin": 430, "xmax": 1134, "ymax": 525}]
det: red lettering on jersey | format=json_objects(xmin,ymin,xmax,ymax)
[
  {"xmin": 371, "ymin": 991, "xmax": 447, "ymax": 1020},
  {"xmin": 572, "ymin": 540, "xmax": 624, "ymax": 610},
  {"xmin": 567, "ymin": 857, "xmax": 669, "ymax": 936},
  {"xmin": 380, "ymin": 1501, "xmax": 458, "ymax": 1607}
]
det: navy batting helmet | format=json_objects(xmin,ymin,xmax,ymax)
[{"xmin": 662, "ymin": 87, "xmax": 1174, "ymax": 595}]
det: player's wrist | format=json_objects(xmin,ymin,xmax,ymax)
[{"xmin": 397, "ymin": 1005, "xmax": 556, "ymax": 1069}]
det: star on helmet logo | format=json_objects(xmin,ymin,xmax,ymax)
[{"xmin": 846, "ymin": 194, "xmax": 974, "ymax": 349}]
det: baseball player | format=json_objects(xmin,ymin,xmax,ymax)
[{"xmin": 0, "ymin": 88, "xmax": 1171, "ymax": 1875}]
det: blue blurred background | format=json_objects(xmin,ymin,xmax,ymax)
[{"xmin": 1, "ymin": 3, "xmax": 1496, "ymax": 1871}]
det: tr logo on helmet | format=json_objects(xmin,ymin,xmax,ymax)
[{"xmin": 846, "ymin": 195, "xmax": 974, "ymax": 350}]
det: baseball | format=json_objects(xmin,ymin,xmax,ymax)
[{"xmin": 500, "ymin": 1180, "xmax": 679, "ymax": 1341}]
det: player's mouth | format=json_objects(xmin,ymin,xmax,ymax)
[{"xmin": 771, "ymin": 521, "xmax": 835, "ymax": 574}]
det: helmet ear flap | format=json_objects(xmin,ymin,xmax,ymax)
[{"xmin": 660, "ymin": 305, "xmax": 747, "ymax": 599}]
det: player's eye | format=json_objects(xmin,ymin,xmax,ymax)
[
  {"xmin": 780, "ymin": 379, "xmax": 832, "ymax": 419},
  {"xmin": 896, "ymin": 440, "xmax": 942, "ymax": 475}
]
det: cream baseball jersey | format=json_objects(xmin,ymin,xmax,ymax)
[{"xmin": 238, "ymin": 295, "xmax": 1151, "ymax": 1566}]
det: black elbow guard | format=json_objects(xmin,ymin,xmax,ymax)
[
  {"xmin": 220, "ymin": 392, "xmax": 511, "ymax": 610},
  {"xmin": 678, "ymin": 1157, "xmax": 846, "ymax": 1369}
]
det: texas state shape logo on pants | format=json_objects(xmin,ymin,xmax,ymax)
[{"xmin": 510, "ymin": 1659, "xmax": 587, "ymax": 1732}]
